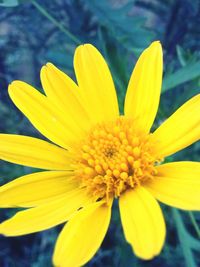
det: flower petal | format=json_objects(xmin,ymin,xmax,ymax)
[
  {"xmin": 0, "ymin": 134, "xmax": 73, "ymax": 170},
  {"xmin": 119, "ymin": 187, "xmax": 166, "ymax": 260},
  {"xmin": 0, "ymin": 189, "xmax": 91, "ymax": 236},
  {"xmin": 151, "ymin": 94, "xmax": 200, "ymax": 158},
  {"xmin": 53, "ymin": 201, "xmax": 112, "ymax": 267},
  {"xmin": 145, "ymin": 162, "xmax": 200, "ymax": 210},
  {"xmin": 0, "ymin": 171, "xmax": 78, "ymax": 207},
  {"xmin": 124, "ymin": 41, "xmax": 163, "ymax": 134},
  {"xmin": 40, "ymin": 63, "xmax": 91, "ymax": 132},
  {"xmin": 8, "ymin": 81, "xmax": 83, "ymax": 149},
  {"xmin": 74, "ymin": 44, "xmax": 119, "ymax": 124}
]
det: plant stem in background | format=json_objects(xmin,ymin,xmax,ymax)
[
  {"xmin": 188, "ymin": 211, "xmax": 200, "ymax": 239},
  {"xmin": 172, "ymin": 208, "xmax": 197, "ymax": 267},
  {"xmin": 31, "ymin": 0, "xmax": 81, "ymax": 45}
]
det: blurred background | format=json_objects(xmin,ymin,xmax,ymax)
[{"xmin": 0, "ymin": 0, "xmax": 200, "ymax": 266}]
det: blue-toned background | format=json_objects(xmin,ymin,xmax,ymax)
[{"xmin": 0, "ymin": 0, "xmax": 200, "ymax": 266}]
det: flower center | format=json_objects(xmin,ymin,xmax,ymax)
[{"xmin": 75, "ymin": 117, "xmax": 160, "ymax": 202}]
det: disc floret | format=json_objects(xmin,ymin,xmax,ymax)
[{"xmin": 75, "ymin": 117, "xmax": 160, "ymax": 201}]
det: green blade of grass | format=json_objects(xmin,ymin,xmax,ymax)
[
  {"xmin": 172, "ymin": 208, "xmax": 197, "ymax": 267},
  {"xmin": 31, "ymin": 0, "xmax": 81, "ymax": 45},
  {"xmin": 163, "ymin": 61, "xmax": 200, "ymax": 92}
]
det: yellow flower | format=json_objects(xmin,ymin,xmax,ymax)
[{"xmin": 0, "ymin": 41, "xmax": 200, "ymax": 266}]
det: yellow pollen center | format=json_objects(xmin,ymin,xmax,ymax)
[{"xmin": 75, "ymin": 117, "xmax": 160, "ymax": 202}]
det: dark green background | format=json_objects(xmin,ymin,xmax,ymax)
[{"xmin": 0, "ymin": 0, "xmax": 200, "ymax": 266}]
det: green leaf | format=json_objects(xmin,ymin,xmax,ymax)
[
  {"xmin": 172, "ymin": 208, "xmax": 199, "ymax": 267},
  {"xmin": 176, "ymin": 45, "xmax": 187, "ymax": 67},
  {"xmin": 0, "ymin": 0, "xmax": 18, "ymax": 6},
  {"xmin": 0, "ymin": 0, "xmax": 27, "ymax": 7},
  {"xmin": 83, "ymin": 0, "xmax": 154, "ymax": 52},
  {"xmin": 162, "ymin": 61, "xmax": 200, "ymax": 92},
  {"xmin": 188, "ymin": 211, "xmax": 200, "ymax": 239},
  {"xmin": 31, "ymin": 0, "xmax": 81, "ymax": 45}
]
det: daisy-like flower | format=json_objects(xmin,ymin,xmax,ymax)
[{"xmin": 1, "ymin": 41, "xmax": 200, "ymax": 267}]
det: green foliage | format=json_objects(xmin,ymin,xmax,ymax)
[
  {"xmin": 1, "ymin": 1, "xmax": 200, "ymax": 267},
  {"xmin": 163, "ymin": 60, "xmax": 200, "ymax": 92},
  {"xmin": 83, "ymin": 0, "xmax": 154, "ymax": 53},
  {"xmin": 172, "ymin": 209, "xmax": 200, "ymax": 267},
  {"xmin": 0, "ymin": 0, "xmax": 27, "ymax": 7}
]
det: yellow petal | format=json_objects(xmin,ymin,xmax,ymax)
[
  {"xmin": 0, "ymin": 189, "xmax": 91, "ymax": 236},
  {"xmin": 53, "ymin": 201, "xmax": 112, "ymax": 267},
  {"xmin": 124, "ymin": 41, "xmax": 163, "ymax": 134},
  {"xmin": 40, "ymin": 63, "xmax": 91, "ymax": 132},
  {"xmin": 8, "ymin": 81, "xmax": 83, "ymax": 149},
  {"xmin": 0, "ymin": 134, "xmax": 73, "ymax": 170},
  {"xmin": 74, "ymin": 44, "xmax": 119, "ymax": 124},
  {"xmin": 0, "ymin": 171, "xmax": 78, "ymax": 207},
  {"xmin": 145, "ymin": 162, "xmax": 200, "ymax": 210},
  {"xmin": 119, "ymin": 187, "xmax": 166, "ymax": 260},
  {"xmin": 151, "ymin": 94, "xmax": 200, "ymax": 158}
]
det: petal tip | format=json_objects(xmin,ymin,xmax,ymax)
[
  {"xmin": 40, "ymin": 65, "xmax": 47, "ymax": 75},
  {"xmin": 8, "ymin": 81, "xmax": 24, "ymax": 95},
  {"xmin": 0, "ymin": 224, "xmax": 7, "ymax": 237},
  {"xmin": 46, "ymin": 62, "xmax": 54, "ymax": 68},
  {"xmin": 148, "ymin": 41, "xmax": 162, "ymax": 56},
  {"xmin": 75, "ymin": 43, "xmax": 96, "ymax": 55},
  {"xmin": 8, "ymin": 80, "xmax": 21, "ymax": 88},
  {"xmin": 150, "ymin": 40, "xmax": 161, "ymax": 47}
]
